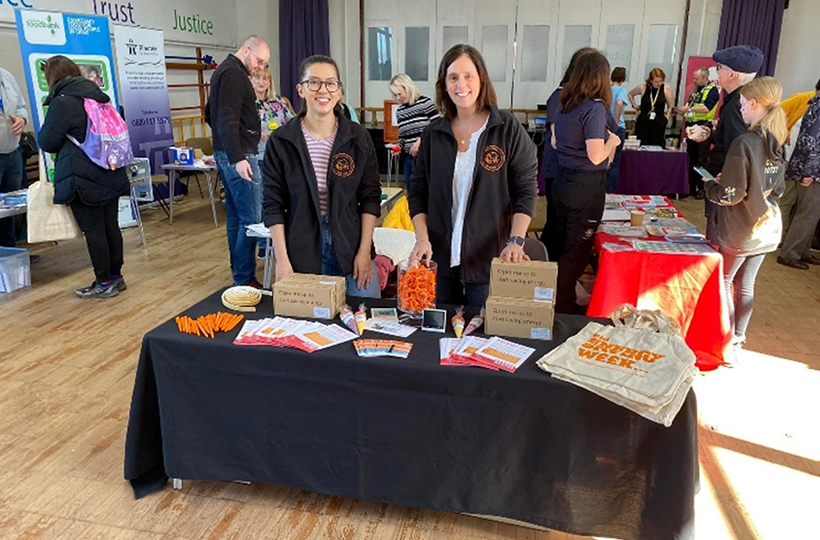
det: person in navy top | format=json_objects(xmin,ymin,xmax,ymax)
[
  {"xmin": 551, "ymin": 50, "xmax": 621, "ymax": 313},
  {"xmin": 539, "ymin": 47, "xmax": 596, "ymax": 261}
]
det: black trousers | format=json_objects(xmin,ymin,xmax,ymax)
[
  {"xmin": 540, "ymin": 176, "xmax": 559, "ymax": 262},
  {"xmin": 70, "ymin": 198, "xmax": 124, "ymax": 283},
  {"xmin": 686, "ymin": 121, "xmax": 711, "ymax": 194},
  {"xmin": 552, "ymin": 167, "xmax": 607, "ymax": 314}
]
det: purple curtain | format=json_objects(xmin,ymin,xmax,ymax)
[
  {"xmin": 279, "ymin": 0, "xmax": 330, "ymax": 111},
  {"xmin": 717, "ymin": 0, "xmax": 787, "ymax": 76}
]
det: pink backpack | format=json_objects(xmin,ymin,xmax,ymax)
[{"xmin": 67, "ymin": 98, "xmax": 134, "ymax": 170}]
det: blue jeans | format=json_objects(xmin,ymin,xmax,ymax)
[
  {"xmin": 722, "ymin": 251, "xmax": 766, "ymax": 342},
  {"xmin": 404, "ymin": 155, "xmax": 414, "ymax": 195},
  {"xmin": 320, "ymin": 215, "xmax": 380, "ymax": 298},
  {"xmin": 253, "ymin": 154, "xmax": 266, "ymax": 254},
  {"xmin": 216, "ymin": 151, "xmax": 259, "ymax": 285},
  {"xmin": 0, "ymin": 148, "xmax": 24, "ymax": 247},
  {"xmin": 606, "ymin": 127, "xmax": 626, "ymax": 193}
]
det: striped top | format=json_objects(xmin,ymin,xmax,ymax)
[
  {"xmin": 301, "ymin": 120, "xmax": 337, "ymax": 215},
  {"xmin": 396, "ymin": 95, "xmax": 439, "ymax": 153}
]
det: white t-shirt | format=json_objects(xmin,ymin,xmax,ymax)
[{"xmin": 450, "ymin": 119, "xmax": 489, "ymax": 267}]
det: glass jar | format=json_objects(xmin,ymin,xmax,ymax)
[{"xmin": 397, "ymin": 261, "xmax": 437, "ymax": 318}]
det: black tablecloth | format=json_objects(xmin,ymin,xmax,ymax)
[{"xmin": 124, "ymin": 289, "xmax": 697, "ymax": 540}]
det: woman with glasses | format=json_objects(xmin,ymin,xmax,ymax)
[
  {"xmin": 389, "ymin": 73, "xmax": 439, "ymax": 195},
  {"xmin": 407, "ymin": 44, "xmax": 537, "ymax": 307},
  {"xmin": 263, "ymin": 55, "xmax": 382, "ymax": 297},
  {"xmin": 251, "ymin": 66, "xmax": 294, "ymax": 258}
]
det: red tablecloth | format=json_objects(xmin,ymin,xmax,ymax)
[{"xmin": 588, "ymin": 231, "xmax": 731, "ymax": 371}]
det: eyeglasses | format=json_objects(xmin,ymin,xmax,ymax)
[
  {"xmin": 301, "ymin": 79, "xmax": 340, "ymax": 93},
  {"xmin": 248, "ymin": 48, "xmax": 268, "ymax": 69}
]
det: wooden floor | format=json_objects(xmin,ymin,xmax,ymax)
[{"xmin": 0, "ymin": 192, "xmax": 818, "ymax": 540}]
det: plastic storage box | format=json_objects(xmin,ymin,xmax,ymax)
[{"xmin": 0, "ymin": 247, "xmax": 31, "ymax": 293}]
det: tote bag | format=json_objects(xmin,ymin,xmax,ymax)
[{"xmin": 26, "ymin": 159, "xmax": 81, "ymax": 243}]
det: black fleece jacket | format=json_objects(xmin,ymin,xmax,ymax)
[
  {"xmin": 408, "ymin": 107, "xmax": 538, "ymax": 283},
  {"xmin": 37, "ymin": 77, "xmax": 129, "ymax": 206},
  {"xmin": 262, "ymin": 111, "xmax": 381, "ymax": 276},
  {"xmin": 207, "ymin": 54, "xmax": 260, "ymax": 163}
]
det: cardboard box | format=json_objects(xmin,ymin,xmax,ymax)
[
  {"xmin": 172, "ymin": 146, "xmax": 194, "ymax": 165},
  {"xmin": 490, "ymin": 258, "xmax": 557, "ymax": 302},
  {"xmin": 485, "ymin": 296, "xmax": 555, "ymax": 341},
  {"xmin": 273, "ymin": 274, "xmax": 346, "ymax": 319}
]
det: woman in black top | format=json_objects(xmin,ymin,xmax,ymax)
[
  {"xmin": 629, "ymin": 68, "xmax": 675, "ymax": 147},
  {"xmin": 551, "ymin": 51, "xmax": 621, "ymax": 313},
  {"xmin": 263, "ymin": 55, "xmax": 381, "ymax": 297},
  {"xmin": 37, "ymin": 55, "xmax": 130, "ymax": 299},
  {"xmin": 408, "ymin": 44, "xmax": 537, "ymax": 307}
]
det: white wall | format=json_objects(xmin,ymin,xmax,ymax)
[{"xmin": 775, "ymin": 0, "xmax": 820, "ymax": 97}]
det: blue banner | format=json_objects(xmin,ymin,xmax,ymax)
[{"xmin": 15, "ymin": 10, "xmax": 119, "ymax": 136}]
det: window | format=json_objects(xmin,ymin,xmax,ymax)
[
  {"xmin": 644, "ymin": 24, "xmax": 679, "ymax": 83},
  {"xmin": 481, "ymin": 25, "xmax": 508, "ymax": 82},
  {"xmin": 561, "ymin": 25, "xmax": 592, "ymax": 75},
  {"xmin": 605, "ymin": 24, "xmax": 634, "ymax": 74},
  {"xmin": 368, "ymin": 26, "xmax": 393, "ymax": 81},
  {"xmin": 405, "ymin": 27, "xmax": 430, "ymax": 81},
  {"xmin": 443, "ymin": 26, "xmax": 469, "ymax": 53},
  {"xmin": 521, "ymin": 25, "xmax": 550, "ymax": 82}
]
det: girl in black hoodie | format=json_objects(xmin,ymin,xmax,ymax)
[
  {"xmin": 38, "ymin": 56, "xmax": 130, "ymax": 298},
  {"xmin": 704, "ymin": 76, "xmax": 787, "ymax": 359}
]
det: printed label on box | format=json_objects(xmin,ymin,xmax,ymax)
[
  {"xmin": 319, "ymin": 280, "xmax": 336, "ymax": 285},
  {"xmin": 531, "ymin": 328, "xmax": 551, "ymax": 340},
  {"xmin": 314, "ymin": 307, "xmax": 331, "ymax": 319},
  {"xmin": 534, "ymin": 287, "xmax": 554, "ymax": 301}
]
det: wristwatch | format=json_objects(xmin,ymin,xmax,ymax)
[{"xmin": 507, "ymin": 236, "xmax": 525, "ymax": 247}]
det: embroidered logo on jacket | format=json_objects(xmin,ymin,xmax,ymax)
[
  {"xmin": 331, "ymin": 153, "xmax": 355, "ymax": 177},
  {"xmin": 480, "ymin": 145, "xmax": 506, "ymax": 172}
]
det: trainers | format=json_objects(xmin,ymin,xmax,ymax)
[
  {"xmin": 110, "ymin": 275, "xmax": 128, "ymax": 292},
  {"xmin": 75, "ymin": 280, "xmax": 119, "ymax": 298}
]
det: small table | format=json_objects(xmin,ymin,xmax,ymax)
[
  {"xmin": 617, "ymin": 149, "xmax": 690, "ymax": 196},
  {"xmin": 0, "ymin": 189, "xmax": 28, "ymax": 219},
  {"xmin": 160, "ymin": 163, "xmax": 219, "ymax": 227},
  {"xmin": 384, "ymin": 143, "xmax": 401, "ymax": 188}
]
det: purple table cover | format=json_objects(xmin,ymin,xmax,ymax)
[{"xmin": 616, "ymin": 149, "xmax": 690, "ymax": 195}]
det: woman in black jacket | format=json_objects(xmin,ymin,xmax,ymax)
[
  {"xmin": 263, "ymin": 55, "xmax": 381, "ymax": 297},
  {"xmin": 408, "ymin": 44, "xmax": 537, "ymax": 307},
  {"xmin": 37, "ymin": 56, "xmax": 130, "ymax": 299},
  {"xmin": 703, "ymin": 76, "xmax": 787, "ymax": 360}
]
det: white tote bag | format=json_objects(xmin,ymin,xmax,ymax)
[{"xmin": 27, "ymin": 160, "xmax": 81, "ymax": 243}]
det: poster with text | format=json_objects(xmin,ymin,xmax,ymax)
[
  {"xmin": 15, "ymin": 9, "xmax": 119, "ymax": 179},
  {"xmin": 113, "ymin": 24, "xmax": 174, "ymax": 175}
]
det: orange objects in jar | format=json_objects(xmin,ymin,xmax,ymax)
[{"xmin": 398, "ymin": 262, "xmax": 437, "ymax": 314}]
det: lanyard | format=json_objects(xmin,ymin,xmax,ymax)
[{"xmin": 649, "ymin": 86, "xmax": 660, "ymax": 110}]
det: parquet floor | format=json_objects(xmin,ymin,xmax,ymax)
[{"xmin": 0, "ymin": 191, "xmax": 817, "ymax": 540}]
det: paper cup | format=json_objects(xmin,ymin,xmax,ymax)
[{"xmin": 630, "ymin": 211, "xmax": 645, "ymax": 227}]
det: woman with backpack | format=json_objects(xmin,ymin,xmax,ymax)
[{"xmin": 38, "ymin": 55, "xmax": 130, "ymax": 299}]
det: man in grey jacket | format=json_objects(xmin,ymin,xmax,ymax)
[{"xmin": 0, "ymin": 67, "xmax": 28, "ymax": 247}]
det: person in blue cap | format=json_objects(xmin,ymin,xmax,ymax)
[{"xmin": 698, "ymin": 45, "xmax": 764, "ymax": 244}]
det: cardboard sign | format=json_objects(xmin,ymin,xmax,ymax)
[{"xmin": 489, "ymin": 258, "xmax": 558, "ymax": 302}]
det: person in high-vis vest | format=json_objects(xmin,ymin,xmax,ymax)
[{"xmin": 677, "ymin": 68, "xmax": 719, "ymax": 199}]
